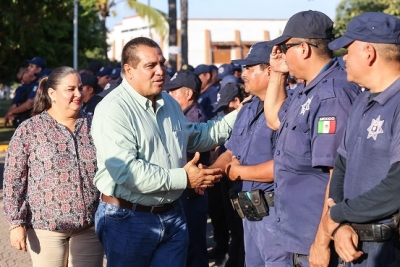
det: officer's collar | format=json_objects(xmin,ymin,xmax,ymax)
[
  {"xmin": 370, "ymin": 77, "xmax": 400, "ymax": 106},
  {"xmin": 301, "ymin": 58, "xmax": 338, "ymax": 94}
]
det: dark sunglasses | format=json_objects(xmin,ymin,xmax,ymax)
[{"xmin": 280, "ymin": 42, "xmax": 318, "ymax": 54}]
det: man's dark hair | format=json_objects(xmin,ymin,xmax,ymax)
[{"xmin": 121, "ymin": 37, "xmax": 161, "ymax": 74}]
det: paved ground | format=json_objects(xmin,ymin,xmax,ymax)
[{"xmin": 0, "ymin": 152, "xmax": 223, "ymax": 267}]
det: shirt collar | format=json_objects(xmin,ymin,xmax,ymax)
[
  {"xmin": 371, "ymin": 77, "xmax": 400, "ymax": 106},
  {"xmin": 121, "ymin": 79, "xmax": 164, "ymax": 111},
  {"xmin": 301, "ymin": 58, "xmax": 338, "ymax": 94}
]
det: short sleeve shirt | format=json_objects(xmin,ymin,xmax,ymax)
[
  {"xmin": 338, "ymin": 79, "xmax": 400, "ymax": 201},
  {"xmin": 225, "ymin": 97, "xmax": 276, "ymax": 192},
  {"xmin": 273, "ymin": 59, "xmax": 361, "ymax": 254}
]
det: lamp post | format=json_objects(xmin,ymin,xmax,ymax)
[{"xmin": 73, "ymin": 0, "xmax": 78, "ymax": 70}]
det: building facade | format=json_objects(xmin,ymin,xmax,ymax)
[{"xmin": 107, "ymin": 15, "xmax": 288, "ymax": 67}]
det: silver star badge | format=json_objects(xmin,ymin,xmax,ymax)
[
  {"xmin": 367, "ymin": 115, "xmax": 384, "ymax": 141},
  {"xmin": 300, "ymin": 96, "xmax": 313, "ymax": 115}
]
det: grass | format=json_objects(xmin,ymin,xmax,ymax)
[{"xmin": 0, "ymin": 99, "xmax": 16, "ymax": 143}]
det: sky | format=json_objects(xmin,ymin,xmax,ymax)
[{"xmin": 106, "ymin": 0, "xmax": 344, "ymax": 29}]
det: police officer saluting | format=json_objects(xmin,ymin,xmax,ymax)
[
  {"xmin": 314, "ymin": 12, "xmax": 400, "ymax": 266},
  {"xmin": 264, "ymin": 10, "xmax": 361, "ymax": 266},
  {"xmin": 210, "ymin": 41, "xmax": 292, "ymax": 266}
]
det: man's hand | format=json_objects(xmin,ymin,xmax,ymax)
[
  {"xmin": 270, "ymin": 45, "xmax": 289, "ymax": 74},
  {"xmin": 184, "ymin": 152, "xmax": 223, "ymax": 188},
  {"xmin": 309, "ymin": 243, "xmax": 331, "ymax": 267},
  {"xmin": 334, "ymin": 225, "xmax": 363, "ymax": 263},
  {"xmin": 226, "ymin": 156, "xmax": 242, "ymax": 181},
  {"xmin": 10, "ymin": 226, "xmax": 27, "ymax": 252}
]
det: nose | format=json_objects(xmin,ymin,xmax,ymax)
[{"xmin": 75, "ymin": 87, "xmax": 82, "ymax": 98}]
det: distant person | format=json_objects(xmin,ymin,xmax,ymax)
[
  {"xmin": 81, "ymin": 73, "xmax": 102, "ymax": 114},
  {"xmin": 95, "ymin": 66, "xmax": 113, "ymax": 89},
  {"xmin": 3, "ymin": 66, "xmax": 104, "ymax": 267},
  {"xmin": 194, "ymin": 64, "xmax": 219, "ymax": 119}
]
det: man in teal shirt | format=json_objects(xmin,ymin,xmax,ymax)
[{"xmin": 92, "ymin": 37, "xmax": 239, "ymax": 267}]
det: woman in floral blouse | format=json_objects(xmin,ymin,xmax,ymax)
[{"xmin": 3, "ymin": 66, "xmax": 104, "ymax": 266}]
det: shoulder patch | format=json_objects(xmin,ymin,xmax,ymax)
[{"xmin": 317, "ymin": 116, "xmax": 336, "ymax": 134}]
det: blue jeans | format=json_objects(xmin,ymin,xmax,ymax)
[
  {"xmin": 243, "ymin": 207, "xmax": 292, "ymax": 267},
  {"xmin": 95, "ymin": 199, "xmax": 189, "ymax": 267}
]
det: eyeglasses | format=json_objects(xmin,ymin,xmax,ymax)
[{"xmin": 280, "ymin": 42, "xmax": 318, "ymax": 54}]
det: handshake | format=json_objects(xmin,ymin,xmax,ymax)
[{"xmin": 183, "ymin": 152, "xmax": 223, "ymax": 195}]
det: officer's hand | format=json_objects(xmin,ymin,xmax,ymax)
[
  {"xmin": 334, "ymin": 225, "xmax": 363, "ymax": 263},
  {"xmin": 10, "ymin": 226, "xmax": 27, "ymax": 252},
  {"xmin": 184, "ymin": 152, "xmax": 223, "ymax": 188},
  {"xmin": 309, "ymin": 243, "xmax": 330, "ymax": 267},
  {"xmin": 226, "ymin": 156, "xmax": 242, "ymax": 181},
  {"xmin": 270, "ymin": 46, "xmax": 289, "ymax": 74}
]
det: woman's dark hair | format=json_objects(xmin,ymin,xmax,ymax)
[{"xmin": 32, "ymin": 66, "xmax": 78, "ymax": 115}]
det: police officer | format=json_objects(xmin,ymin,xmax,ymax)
[
  {"xmin": 211, "ymin": 41, "xmax": 291, "ymax": 266},
  {"xmin": 263, "ymin": 11, "xmax": 361, "ymax": 266},
  {"xmin": 313, "ymin": 12, "xmax": 400, "ymax": 267},
  {"xmin": 194, "ymin": 64, "xmax": 219, "ymax": 121},
  {"xmin": 164, "ymin": 70, "xmax": 210, "ymax": 267}
]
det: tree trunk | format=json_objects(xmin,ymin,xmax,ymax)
[
  {"xmin": 180, "ymin": 0, "xmax": 188, "ymax": 66},
  {"xmin": 101, "ymin": 15, "xmax": 110, "ymax": 66},
  {"xmin": 168, "ymin": 0, "xmax": 177, "ymax": 71}
]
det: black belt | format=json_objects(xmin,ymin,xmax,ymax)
[
  {"xmin": 350, "ymin": 222, "xmax": 396, "ymax": 242},
  {"xmin": 264, "ymin": 192, "xmax": 274, "ymax": 207},
  {"xmin": 101, "ymin": 195, "xmax": 176, "ymax": 214}
]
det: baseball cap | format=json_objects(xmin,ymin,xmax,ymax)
[
  {"xmin": 209, "ymin": 65, "xmax": 218, "ymax": 72},
  {"xmin": 270, "ymin": 10, "xmax": 334, "ymax": 46},
  {"xmin": 34, "ymin": 68, "xmax": 52, "ymax": 79},
  {"xmin": 329, "ymin": 12, "xmax": 400, "ymax": 50},
  {"xmin": 217, "ymin": 64, "xmax": 234, "ymax": 80},
  {"xmin": 95, "ymin": 66, "xmax": 113, "ymax": 77},
  {"xmin": 81, "ymin": 73, "xmax": 102, "ymax": 93},
  {"xmin": 180, "ymin": 64, "xmax": 194, "ymax": 72},
  {"xmin": 163, "ymin": 71, "xmax": 202, "ymax": 93},
  {"xmin": 231, "ymin": 41, "xmax": 274, "ymax": 66},
  {"xmin": 220, "ymin": 75, "xmax": 239, "ymax": 90},
  {"xmin": 213, "ymin": 83, "xmax": 241, "ymax": 112},
  {"xmin": 193, "ymin": 64, "xmax": 210, "ymax": 75},
  {"xmin": 109, "ymin": 68, "xmax": 121, "ymax": 79},
  {"xmin": 231, "ymin": 63, "xmax": 242, "ymax": 71},
  {"xmin": 26, "ymin": 56, "xmax": 46, "ymax": 69}
]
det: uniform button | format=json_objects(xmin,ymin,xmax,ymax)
[
  {"xmin": 284, "ymin": 109, "xmax": 287, "ymax": 112},
  {"xmin": 298, "ymin": 94, "xmax": 302, "ymax": 99},
  {"xmin": 363, "ymin": 113, "xmax": 366, "ymax": 117},
  {"xmin": 276, "ymin": 150, "xmax": 280, "ymax": 155},
  {"xmin": 276, "ymin": 217, "xmax": 280, "ymax": 222},
  {"xmin": 237, "ymin": 155, "xmax": 241, "ymax": 160},
  {"xmin": 322, "ymin": 80, "xmax": 327, "ymax": 83},
  {"xmin": 274, "ymin": 183, "xmax": 277, "ymax": 188},
  {"xmin": 285, "ymin": 122, "xmax": 288, "ymax": 127},
  {"xmin": 249, "ymin": 131, "xmax": 252, "ymax": 134}
]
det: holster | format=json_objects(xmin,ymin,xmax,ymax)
[{"xmin": 237, "ymin": 190, "xmax": 269, "ymax": 221}]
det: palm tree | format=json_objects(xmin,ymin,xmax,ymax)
[
  {"xmin": 93, "ymin": 0, "xmax": 168, "ymax": 65},
  {"xmin": 180, "ymin": 0, "xmax": 188, "ymax": 66}
]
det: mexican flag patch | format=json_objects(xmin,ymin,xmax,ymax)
[{"xmin": 317, "ymin": 116, "xmax": 336, "ymax": 134}]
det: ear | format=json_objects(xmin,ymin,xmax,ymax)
[
  {"xmin": 123, "ymin": 64, "xmax": 133, "ymax": 80},
  {"xmin": 186, "ymin": 88, "xmax": 194, "ymax": 101},
  {"xmin": 365, "ymin": 44, "xmax": 377, "ymax": 66},
  {"xmin": 300, "ymin": 42, "xmax": 312, "ymax": 59},
  {"xmin": 48, "ymin": 87, "xmax": 56, "ymax": 101}
]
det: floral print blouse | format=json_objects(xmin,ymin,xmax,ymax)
[{"xmin": 3, "ymin": 111, "xmax": 99, "ymax": 231}]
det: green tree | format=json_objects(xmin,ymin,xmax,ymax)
[
  {"xmin": 86, "ymin": 0, "xmax": 168, "ymax": 65},
  {"xmin": 0, "ymin": 0, "xmax": 103, "ymax": 84},
  {"xmin": 334, "ymin": 0, "xmax": 400, "ymax": 36}
]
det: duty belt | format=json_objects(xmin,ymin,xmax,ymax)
[{"xmin": 350, "ymin": 222, "xmax": 396, "ymax": 242}]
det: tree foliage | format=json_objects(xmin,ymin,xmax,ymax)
[
  {"xmin": 334, "ymin": 0, "xmax": 400, "ymax": 36},
  {"xmin": 0, "ymin": 0, "xmax": 103, "ymax": 84},
  {"xmin": 82, "ymin": 0, "xmax": 168, "ymax": 64}
]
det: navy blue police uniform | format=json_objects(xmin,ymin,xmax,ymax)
[{"xmin": 327, "ymin": 12, "xmax": 400, "ymax": 266}]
